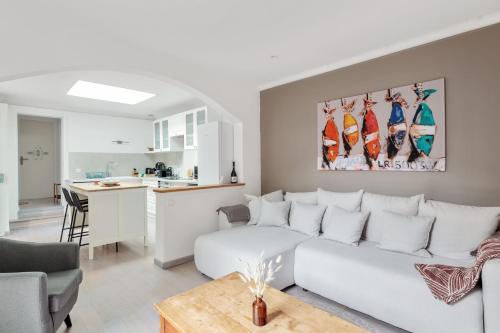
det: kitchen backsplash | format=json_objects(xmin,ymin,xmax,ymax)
[
  {"xmin": 68, "ymin": 151, "xmax": 198, "ymax": 180},
  {"xmin": 148, "ymin": 150, "xmax": 198, "ymax": 178}
]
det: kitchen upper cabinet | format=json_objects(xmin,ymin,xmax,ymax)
[
  {"xmin": 152, "ymin": 106, "xmax": 208, "ymax": 152},
  {"xmin": 194, "ymin": 108, "xmax": 207, "ymax": 147},
  {"xmin": 184, "ymin": 112, "xmax": 194, "ymax": 149},
  {"xmin": 183, "ymin": 107, "xmax": 207, "ymax": 149},
  {"xmin": 153, "ymin": 121, "xmax": 161, "ymax": 151},
  {"xmin": 161, "ymin": 119, "xmax": 169, "ymax": 151}
]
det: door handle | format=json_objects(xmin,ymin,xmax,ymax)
[{"xmin": 20, "ymin": 156, "xmax": 29, "ymax": 165}]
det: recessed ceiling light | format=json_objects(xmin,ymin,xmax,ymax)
[{"xmin": 67, "ymin": 80, "xmax": 155, "ymax": 105}]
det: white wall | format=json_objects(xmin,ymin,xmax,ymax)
[
  {"xmin": 4, "ymin": 104, "xmax": 152, "ymax": 221},
  {"xmin": 0, "ymin": 104, "xmax": 10, "ymax": 234}
]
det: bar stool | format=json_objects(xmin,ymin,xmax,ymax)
[
  {"xmin": 60, "ymin": 187, "xmax": 87, "ymax": 242},
  {"xmin": 70, "ymin": 191, "xmax": 90, "ymax": 247}
]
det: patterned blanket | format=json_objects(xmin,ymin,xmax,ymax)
[{"xmin": 415, "ymin": 235, "xmax": 500, "ymax": 304}]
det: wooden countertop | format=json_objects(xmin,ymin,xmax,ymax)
[
  {"xmin": 69, "ymin": 182, "xmax": 148, "ymax": 193},
  {"xmin": 153, "ymin": 183, "xmax": 245, "ymax": 193}
]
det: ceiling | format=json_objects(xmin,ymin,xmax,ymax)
[
  {"xmin": 0, "ymin": 71, "xmax": 203, "ymax": 119},
  {"xmin": 1, "ymin": 1, "xmax": 499, "ymax": 116}
]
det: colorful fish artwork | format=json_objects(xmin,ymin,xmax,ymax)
[
  {"xmin": 408, "ymin": 83, "xmax": 437, "ymax": 163},
  {"xmin": 385, "ymin": 89, "xmax": 408, "ymax": 159},
  {"xmin": 341, "ymin": 98, "xmax": 359, "ymax": 157},
  {"xmin": 321, "ymin": 101, "xmax": 340, "ymax": 169},
  {"xmin": 317, "ymin": 78, "xmax": 445, "ymax": 172},
  {"xmin": 361, "ymin": 94, "xmax": 381, "ymax": 169}
]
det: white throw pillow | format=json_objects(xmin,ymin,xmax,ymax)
[
  {"xmin": 284, "ymin": 191, "xmax": 318, "ymax": 205},
  {"xmin": 257, "ymin": 199, "xmax": 291, "ymax": 227},
  {"xmin": 361, "ymin": 192, "xmax": 422, "ymax": 242},
  {"xmin": 321, "ymin": 205, "xmax": 369, "ymax": 246},
  {"xmin": 377, "ymin": 211, "xmax": 435, "ymax": 257},
  {"xmin": 245, "ymin": 190, "xmax": 283, "ymax": 225},
  {"xmin": 317, "ymin": 189, "xmax": 364, "ymax": 212},
  {"xmin": 289, "ymin": 201, "xmax": 326, "ymax": 236},
  {"xmin": 420, "ymin": 199, "xmax": 500, "ymax": 259}
]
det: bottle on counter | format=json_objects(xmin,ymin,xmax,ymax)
[
  {"xmin": 231, "ymin": 161, "xmax": 238, "ymax": 184},
  {"xmin": 132, "ymin": 168, "xmax": 139, "ymax": 177}
]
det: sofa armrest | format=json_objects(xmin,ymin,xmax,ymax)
[
  {"xmin": 0, "ymin": 239, "xmax": 80, "ymax": 273},
  {"xmin": 482, "ymin": 258, "xmax": 500, "ymax": 333},
  {"xmin": 0, "ymin": 272, "xmax": 52, "ymax": 333}
]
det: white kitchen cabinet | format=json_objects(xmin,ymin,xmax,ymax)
[
  {"xmin": 195, "ymin": 107, "xmax": 207, "ymax": 147},
  {"xmin": 161, "ymin": 119, "xmax": 169, "ymax": 151},
  {"xmin": 152, "ymin": 106, "xmax": 208, "ymax": 152},
  {"xmin": 142, "ymin": 178, "xmax": 157, "ymax": 236},
  {"xmin": 168, "ymin": 113, "xmax": 185, "ymax": 137},
  {"xmin": 153, "ymin": 121, "xmax": 161, "ymax": 151},
  {"xmin": 185, "ymin": 107, "xmax": 207, "ymax": 149},
  {"xmin": 184, "ymin": 112, "xmax": 195, "ymax": 149}
]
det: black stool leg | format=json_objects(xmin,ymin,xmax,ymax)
[
  {"xmin": 68, "ymin": 207, "xmax": 77, "ymax": 242},
  {"xmin": 115, "ymin": 242, "xmax": 118, "ymax": 252},
  {"xmin": 64, "ymin": 314, "xmax": 72, "ymax": 328},
  {"xmin": 59, "ymin": 204, "xmax": 69, "ymax": 242},
  {"xmin": 79, "ymin": 213, "xmax": 86, "ymax": 246}
]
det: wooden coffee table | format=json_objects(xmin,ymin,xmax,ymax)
[{"xmin": 154, "ymin": 272, "xmax": 367, "ymax": 333}]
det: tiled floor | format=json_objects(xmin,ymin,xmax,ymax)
[{"xmin": 6, "ymin": 218, "xmax": 404, "ymax": 333}]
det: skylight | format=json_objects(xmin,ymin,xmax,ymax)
[{"xmin": 67, "ymin": 80, "xmax": 155, "ymax": 104}]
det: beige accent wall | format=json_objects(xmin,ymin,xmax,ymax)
[{"xmin": 260, "ymin": 24, "xmax": 500, "ymax": 206}]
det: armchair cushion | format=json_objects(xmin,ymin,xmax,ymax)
[
  {"xmin": 47, "ymin": 269, "xmax": 83, "ymax": 312},
  {"xmin": 0, "ymin": 239, "xmax": 79, "ymax": 273}
]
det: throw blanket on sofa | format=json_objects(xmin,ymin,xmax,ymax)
[
  {"xmin": 415, "ymin": 235, "xmax": 500, "ymax": 304},
  {"xmin": 216, "ymin": 204, "xmax": 250, "ymax": 223}
]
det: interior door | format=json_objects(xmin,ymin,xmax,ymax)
[{"xmin": 18, "ymin": 118, "xmax": 56, "ymax": 200}]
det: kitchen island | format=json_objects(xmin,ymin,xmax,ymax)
[
  {"xmin": 153, "ymin": 183, "xmax": 245, "ymax": 269},
  {"xmin": 69, "ymin": 182, "xmax": 148, "ymax": 260}
]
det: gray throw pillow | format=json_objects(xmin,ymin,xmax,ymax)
[
  {"xmin": 289, "ymin": 201, "xmax": 326, "ymax": 236},
  {"xmin": 321, "ymin": 205, "xmax": 369, "ymax": 246},
  {"xmin": 257, "ymin": 199, "xmax": 291, "ymax": 227},
  {"xmin": 377, "ymin": 210, "xmax": 435, "ymax": 257}
]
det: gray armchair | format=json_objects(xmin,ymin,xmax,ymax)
[{"xmin": 0, "ymin": 238, "xmax": 82, "ymax": 333}]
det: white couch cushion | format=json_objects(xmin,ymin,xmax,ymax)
[
  {"xmin": 321, "ymin": 206, "xmax": 369, "ymax": 246},
  {"xmin": 289, "ymin": 202, "xmax": 326, "ymax": 236},
  {"xmin": 377, "ymin": 211, "xmax": 434, "ymax": 257},
  {"xmin": 361, "ymin": 192, "xmax": 422, "ymax": 242},
  {"xmin": 245, "ymin": 190, "xmax": 283, "ymax": 225},
  {"xmin": 284, "ymin": 191, "xmax": 318, "ymax": 205},
  {"xmin": 317, "ymin": 189, "xmax": 363, "ymax": 211},
  {"xmin": 194, "ymin": 226, "xmax": 309, "ymax": 289},
  {"xmin": 294, "ymin": 238, "xmax": 482, "ymax": 333},
  {"xmin": 420, "ymin": 199, "xmax": 500, "ymax": 259},
  {"xmin": 257, "ymin": 200, "xmax": 291, "ymax": 227}
]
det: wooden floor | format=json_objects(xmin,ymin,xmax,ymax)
[
  {"xmin": 7, "ymin": 218, "xmax": 210, "ymax": 333},
  {"xmin": 7, "ymin": 218, "xmax": 403, "ymax": 333}
]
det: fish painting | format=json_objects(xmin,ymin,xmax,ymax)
[
  {"xmin": 408, "ymin": 83, "xmax": 437, "ymax": 163},
  {"xmin": 321, "ymin": 101, "xmax": 340, "ymax": 169},
  {"xmin": 361, "ymin": 94, "xmax": 381, "ymax": 169},
  {"xmin": 341, "ymin": 98, "xmax": 359, "ymax": 157},
  {"xmin": 385, "ymin": 89, "xmax": 408, "ymax": 159}
]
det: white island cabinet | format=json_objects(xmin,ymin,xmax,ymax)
[{"xmin": 69, "ymin": 182, "xmax": 148, "ymax": 260}]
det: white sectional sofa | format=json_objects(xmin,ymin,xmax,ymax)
[
  {"xmin": 194, "ymin": 189, "xmax": 500, "ymax": 333},
  {"xmin": 195, "ymin": 225, "xmax": 310, "ymax": 290}
]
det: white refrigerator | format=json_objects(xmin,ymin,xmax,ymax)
[{"xmin": 197, "ymin": 121, "xmax": 234, "ymax": 186}]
